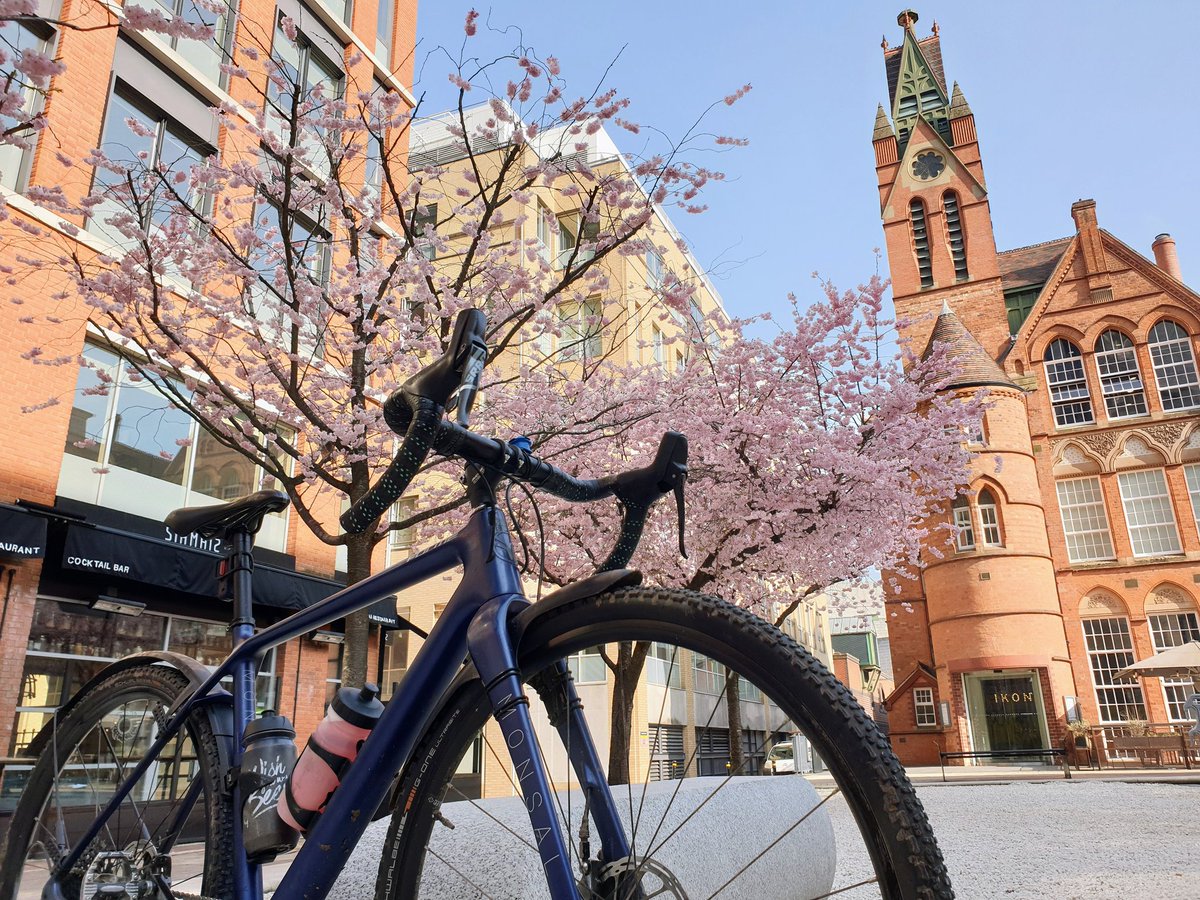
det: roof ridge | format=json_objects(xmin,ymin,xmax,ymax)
[{"xmin": 997, "ymin": 236, "xmax": 1072, "ymax": 255}]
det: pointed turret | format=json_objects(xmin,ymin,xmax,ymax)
[
  {"xmin": 873, "ymin": 104, "xmax": 895, "ymax": 141},
  {"xmin": 921, "ymin": 303, "xmax": 1016, "ymax": 389},
  {"xmin": 948, "ymin": 82, "xmax": 971, "ymax": 119}
]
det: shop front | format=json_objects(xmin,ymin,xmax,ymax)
[
  {"xmin": 962, "ymin": 670, "xmax": 1052, "ymax": 758},
  {"xmin": 0, "ymin": 497, "xmax": 347, "ymax": 820}
]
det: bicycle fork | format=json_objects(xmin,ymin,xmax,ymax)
[{"xmin": 468, "ymin": 595, "xmax": 633, "ymax": 900}]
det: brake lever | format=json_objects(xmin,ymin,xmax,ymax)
[{"xmin": 450, "ymin": 342, "xmax": 487, "ymax": 427}]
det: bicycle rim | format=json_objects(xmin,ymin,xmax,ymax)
[
  {"xmin": 375, "ymin": 586, "xmax": 952, "ymax": 900},
  {"xmin": 0, "ymin": 665, "xmax": 233, "ymax": 900}
]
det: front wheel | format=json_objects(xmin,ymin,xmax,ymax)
[
  {"xmin": 0, "ymin": 664, "xmax": 235, "ymax": 899},
  {"xmin": 376, "ymin": 586, "xmax": 952, "ymax": 899}
]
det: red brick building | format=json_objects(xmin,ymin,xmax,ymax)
[
  {"xmin": 877, "ymin": 10, "xmax": 1200, "ymax": 765},
  {"xmin": 0, "ymin": 0, "xmax": 418, "ymax": 800}
]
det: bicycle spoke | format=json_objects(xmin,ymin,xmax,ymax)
[
  {"xmin": 808, "ymin": 875, "xmax": 882, "ymax": 899},
  {"xmin": 428, "ymin": 847, "xmax": 501, "ymax": 900}
]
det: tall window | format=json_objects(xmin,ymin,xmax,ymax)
[
  {"xmin": 692, "ymin": 654, "xmax": 725, "ymax": 695},
  {"xmin": 913, "ymin": 687, "xmax": 937, "ymax": 727},
  {"xmin": 952, "ymin": 496, "xmax": 974, "ymax": 551},
  {"xmin": 1056, "ymin": 477, "xmax": 1115, "ymax": 563},
  {"xmin": 1081, "ymin": 618, "xmax": 1147, "ymax": 723},
  {"xmin": 0, "ymin": 19, "xmax": 54, "ymax": 192},
  {"xmin": 567, "ymin": 648, "xmax": 606, "ymax": 684},
  {"xmin": 558, "ymin": 297, "xmax": 603, "ymax": 360},
  {"xmin": 1149, "ymin": 612, "xmax": 1200, "ymax": 720},
  {"xmin": 645, "ymin": 642, "xmax": 683, "ymax": 688},
  {"xmin": 556, "ymin": 212, "xmax": 597, "ymax": 269},
  {"xmin": 90, "ymin": 86, "xmax": 211, "ymax": 246},
  {"xmin": 60, "ymin": 343, "xmax": 288, "ymax": 540},
  {"xmin": 645, "ymin": 249, "xmax": 664, "ymax": 288},
  {"xmin": 410, "ymin": 203, "xmax": 437, "ymax": 260},
  {"xmin": 247, "ymin": 200, "xmax": 331, "ymax": 352},
  {"xmin": 535, "ymin": 201, "xmax": 552, "ymax": 263},
  {"xmin": 388, "ymin": 496, "xmax": 417, "ymax": 552},
  {"xmin": 1093, "ymin": 330, "xmax": 1147, "ymax": 419},
  {"xmin": 909, "ymin": 199, "xmax": 933, "ymax": 289},
  {"xmin": 1184, "ymin": 464, "xmax": 1200, "ymax": 535},
  {"xmin": 1044, "ymin": 339, "xmax": 1094, "ymax": 427},
  {"xmin": 651, "ymin": 324, "xmax": 665, "ymax": 367},
  {"xmin": 977, "ymin": 488, "xmax": 1002, "ymax": 546},
  {"xmin": 375, "ymin": 0, "xmax": 394, "ymax": 65},
  {"xmin": 1148, "ymin": 320, "xmax": 1200, "ymax": 412},
  {"xmin": 942, "ymin": 191, "xmax": 968, "ymax": 281},
  {"xmin": 269, "ymin": 15, "xmax": 344, "ymax": 178},
  {"xmin": 133, "ymin": 0, "xmax": 232, "ymax": 83},
  {"xmin": 1116, "ymin": 469, "xmax": 1181, "ymax": 557}
]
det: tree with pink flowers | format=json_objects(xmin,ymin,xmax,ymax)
[{"xmin": 10, "ymin": 5, "xmax": 980, "ymax": 781}]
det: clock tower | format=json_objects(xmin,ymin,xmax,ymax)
[{"xmin": 874, "ymin": 9, "xmax": 1009, "ymax": 361}]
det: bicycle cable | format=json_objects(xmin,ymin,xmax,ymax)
[{"xmin": 503, "ymin": 478, "xmax": 547, "ymax": 602}]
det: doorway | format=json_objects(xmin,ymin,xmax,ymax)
[{"xmin": 963, "ymin": 671, "xmax": 1051, "ymax": 757}]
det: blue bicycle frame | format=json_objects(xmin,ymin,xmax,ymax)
[{"xmin": 53, "ymin": 503, "xmax": 631, "ymax": 900}]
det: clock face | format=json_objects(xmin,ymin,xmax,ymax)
[{"xmin": 912, "ymin": 150, "xmax": 946, "ymax": 181}]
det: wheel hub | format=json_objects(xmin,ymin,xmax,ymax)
[{"xmin": 581, "ymin": 856, "xmax": 689, "ymax": 900}]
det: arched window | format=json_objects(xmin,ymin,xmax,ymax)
[
  {"xmin": 1093, "ymin": 330, "xmax": 1147, "ymax": 419},
  {"xmin": 1044, "ymin": 338, "xmax": 1094, "ymax": 427},
  {"xmin": 1148, "ymin": 320, "xmax": 1200, "ymax": 411},
  {"xmin": 942, "ymin": 191, "xmax": 969, "ymax": 281},
  {"xmin": 910, "ymin": 199, "xmax": 933, "ymax": 289},
  {"xmin": 978, "ymin": 488, "xmax": 1003, "ymax": 546},
  {"xmin": 953, "ymin": 496, "xmax": 974, "ymax": 551}
]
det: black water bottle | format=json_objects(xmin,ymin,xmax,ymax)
[{"xmin": 241, "ymin": 710, "xmax": 300, "ymax": 861}]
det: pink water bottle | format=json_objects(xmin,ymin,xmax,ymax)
[{"xmin": 280, "ymin": 682, "xmax": 384, "ymax": 832}]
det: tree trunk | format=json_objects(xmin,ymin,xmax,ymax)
[
  {"xmin": 340, "ymin": 531, "xmax": 376, "ymax": 691},
  {"xmin": 607, "ymin": 641, "xmax": 651, "ymax": 785},
  {"xmin": 726, "ymin": 671, "xmax": 745, "ymax": 775}
]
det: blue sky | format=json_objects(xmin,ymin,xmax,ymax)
[{"xmin": 413, "ymin": 2, "xmax": 1200, "ymax": 325}]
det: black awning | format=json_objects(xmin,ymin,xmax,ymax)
[
  {"xmin": 60, "ymin": 521, "xmax": 340, "ymax": 612},
  {"xmin": 367, "ymin": 596, "xmax": 401, "ymax": 629},
  {"xmin": 0, "ymin": 504, "xmax": 48, "ymax": 561}
]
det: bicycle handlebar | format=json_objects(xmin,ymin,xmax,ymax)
[{"xmin": 339, "ymin": 310, "xmax": 688, "ymax": 572}]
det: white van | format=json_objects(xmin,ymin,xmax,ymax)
[{"xmin": 763, "ymin": 741, "xmax": 795, "ymax": 775}]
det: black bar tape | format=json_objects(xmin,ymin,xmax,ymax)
[
  {"xmin": 599, "ymin": 502, "xmax": 649, "ymax": 572},
  {"xmin": 341, "ymin": 400, "xmax": 442, "ymax": 535}
]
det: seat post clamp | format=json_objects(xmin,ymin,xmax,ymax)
[{"xmin": 217, "ymin": 550, "xmax": 255, "ymax": 602}]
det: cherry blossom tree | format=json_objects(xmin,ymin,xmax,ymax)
[
  {"xmin": 498, "ymin": 277, "xmax": 982, "ymax": 780},
  {"xmin": 1, "ymin": 0, "xmax": 214, "ymax": 199},
  {"xmin": 10, "ymin": 9, "xmax": 747, "ymax": 687}
]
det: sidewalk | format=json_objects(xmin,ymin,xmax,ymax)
[{"xmin": 806, "ymin": 762, "xmax": 1200, "ymax": 788}]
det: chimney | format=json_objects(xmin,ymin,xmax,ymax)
[
  {"xmin": 1071, "ymin": 199, "xmax": 1098, "ymax": 234},
  {"xmin": 1152, "ymin": 233, "xmax": 1182, "ymax": 281}
]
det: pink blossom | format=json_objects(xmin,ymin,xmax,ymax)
[
  {"xmin": 723, "ymin": 83, "xmax": 753, "ymax": 106},
  {"xmin": 464, "ymin": 9, "xmax": 479, "ymax": 36}
]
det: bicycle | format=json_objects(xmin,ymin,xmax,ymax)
[{"xmin": 0, "ymin": 309, "xmax": 953, "ymax": 899}]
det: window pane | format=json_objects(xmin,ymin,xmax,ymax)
[
  {"xmin": 1082, "ymin": 618, "xmax": 1146, "ymax": 722},
  {"xmin": 191, "ymin": 428, "xmax": 259, "ymax": 500},
  {"xmin": 953, "ymin": 499, "xmax": 974, "ymax": 551},
  {"xmin": 173, "ymin": 0, "xmax": 226, "ymax": 82},
  {"xmin": 0, "ymin": 22, "xmax": 50, "ymax": 192},
  {"xmin": 1148, "ymin": 321, "xmax": 1200, "ymax": 411},
  {"xmin": 64, "ymin": 345, "xmax": 121, "ymax": 462},
  {"xmin": 375, "ymin": 0, "xmax": 394, "ymax": 63},
  {"xmin": 26, "ymin": 599, "xmax": 167, "ymax": 658},
  {"xmin": 1056, "ymin": 478, "xmax": 1115, "ymax": 563},
  {"xmin": 1044, "ymin": 340, "xmax": 1094, "ymax": 427},
  {"xmin": 1094, "ymin": 331, "xmax": 1147, "ymax": 419},
  {"xmin": 1150, "ymin": 612, "xmax": 1200, "ymax": 720},
  {"xmin": 167, "ymin": 619, "xmax": 231, "ymax": 666},
  {"xmin": 1117, "ymin": 469, "xmax": 1181, "ymax": 557},
  {"xmin": 107, "ymin": 366, "xmax": 193, "ymax": 484}
]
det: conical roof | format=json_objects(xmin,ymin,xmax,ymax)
[
  {"xmin": 921, "ymin": 302, "xmax": 1016, "ymax": 390},
  {"xmin": 872, "ymin": 104, "xmax": 895, "ymax": 141},
  {"xmin": 948, "ymin": 81, "xmax": 972, "ymax": 119}
]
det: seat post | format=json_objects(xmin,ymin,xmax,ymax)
[{"xmin": 224, "ymin": 527, "xmax": 259, "ymax": 739}]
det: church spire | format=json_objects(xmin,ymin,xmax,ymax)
[
  {"xmin": 873, "ymin": 103, "xmax": 895, "ymax": 141},
  {"xmin": 948, "ymin": 81, "xmax": 972, "ymax": 119},
  {"xmin": 884, "ymin": 9, "xmax": 951, "ymax": 153}
]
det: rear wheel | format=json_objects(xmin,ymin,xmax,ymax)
[
  {"xmin": 0, "ymin": 665, "xmax": 234, "ymax": 900},
  {"xmin": 377, "ymin": 586, "xmax": 952, "ymax": 899}
]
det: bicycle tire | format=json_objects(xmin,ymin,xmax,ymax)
[
  {"xmin": 375, "ymin": 585, "xmax": 953, "ymax": 899},
  {"xmin": 0, "ymin": 664, "xmax": 235, "ymax": 900}
]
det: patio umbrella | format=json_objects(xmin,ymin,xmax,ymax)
[{"xmin": 1114, "ymin": 641, "xmax": 1200, "ymax": 679}]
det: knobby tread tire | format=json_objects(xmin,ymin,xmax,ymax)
[
  {"xmin": 377, "ymin": 586, "xmax": 953, "ymax": 899},
  {"xmin": 0, "ymin": 665, "xmax": 235, "ymax": 900}
]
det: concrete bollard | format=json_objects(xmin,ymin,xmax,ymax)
[{"xmin": 329, "ymin": 775, "xmax": 835, "ymax": 899}]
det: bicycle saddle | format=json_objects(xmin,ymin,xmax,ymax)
[{"xmin": 166, "ymin": 490, "xmax": 290, "ymax": 539}]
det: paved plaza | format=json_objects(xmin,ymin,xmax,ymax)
[{"xmin": 829, "ymin": 779, "xmax": 1199, "ymax": 899}]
